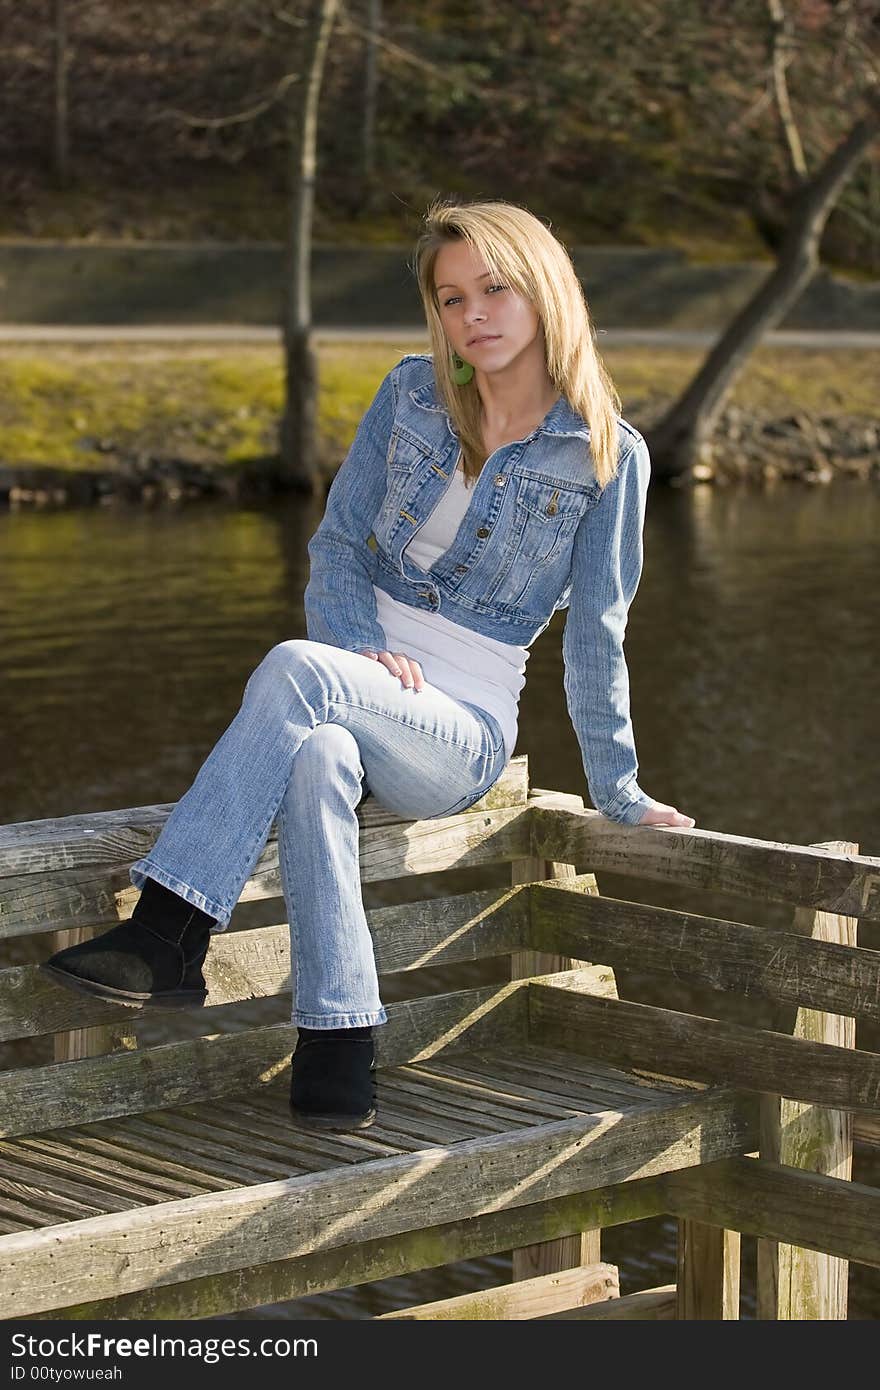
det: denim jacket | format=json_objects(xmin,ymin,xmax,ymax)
[{"xmin": 304, "ymin": 353, "xmax": 653, "ymax": 826}]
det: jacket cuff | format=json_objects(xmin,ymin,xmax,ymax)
[{"xmin": 597, "ymin": 780, "xmax": 654, "ymax": 826}]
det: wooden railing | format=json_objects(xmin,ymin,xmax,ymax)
[{"xmin": 0, "ymin": 755, "xmax": 878, "ymax": 1320}]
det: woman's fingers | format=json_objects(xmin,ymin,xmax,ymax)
[
  {"xmin": 374, "ymin": 650, "xmax": 425, "ymax": 691},
  {"xmin": 637, "ymin": 802, "xmax": 695, "ymax": 829}
]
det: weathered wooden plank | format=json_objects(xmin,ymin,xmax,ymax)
[
  {"xmin": 757, "ymin": 842, "xmax": 857, "ymax": 1321},
  {"xmin": 0, "ymin": 981, "xmax": 527, "ymax": 1136},
  {"xmin": 0, "ymin": 886, "xmax": 530, "ymax": 1040},
  {"xmin": 519, "ymin": 1046, "xmax": 697, "ymax": 1106},
  {"xmin": 531, "ymin": 877, "xmax": 880, "ymax": 1023},
  {"xmin": 0, "ymin": 1152, "xmax": 138, "ymax": 1215},
  {"xmin": 372, "ymin": 1098, "xmax": 485, "ymax": 1146},
  {"xmin": 676, "ymin": 1220, "xmax": 740, "ymax": 1319},
  {"xmin": 0, "ymin": 759, "xmax": 530, "ymax": 878},
  {"xmin": 0, "ymin": 804, "xmax": 534, "ymax": 942},
  {"xmin": 376, "ymin": 1081, "xmax": 509, "ymax": 1136},
  {"xmin": 8, "ymin": 1136, "xmax": 205, "ymax": 1203},
  {"xmin": 662, "ymin": 1158, "xmax": 880, "ymax": 1270},
  {"xmin": 537, "ymin": 1284, "xmax": 677, "ymax": 1320},
  {"xmin": 0, "ymin": 1087, "xmax": 754, "ymax": 1316},
  {"xmin": 419, "ymin": 1059, "xmax": 596, "ymax": 1119},
  {"xmin": 530, "ymin": 805, "xmax": 880, "ymax": 920},
  {"xmin": 0, "ymin": 1168, "xmax": 108, "ymax": 1223},
  {"xmin": 371, "ymin": 1070, "xmax": 576, "ymax": 1129},
  {"xmin": 0, "ymin": 1202, "xmax": 60, "ymax": 1233},
  {"xmin": 40, "ymin": 1132, "xmax": 234, "ymax": 1194},
  {"xmin": 854, "ymin": 1114, "xmax": 880, "ymax": 1145},
  {"xmin": 27, "ymin": 1175, "xmax": 674, "ymax": 1320},
  {"xmin": 530, "ymin": 983, "xmax": 880, "ymax": 1114},
  {"xmin": 111, "ymin": 1115, "xmax": 305, "ymax": 1184},
  {"xmin": 510, "ymin": 847, "xmax": 604, "ymax": 1284},
  {"xmin": 233, "ymin": 1094, "xmax": 406, "ymax": 1161},
  {"xmin": 377, "ymin": 1263, "xmax": 620, "ymax": 1319}
]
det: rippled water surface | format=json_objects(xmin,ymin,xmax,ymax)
[{"xmin": 1, "ymin": 480, "xmax": 877, "ymax": 1318}]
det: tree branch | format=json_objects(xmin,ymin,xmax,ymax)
[
  {"xmin": 767, "ymin": 0, "xmax": 808, "ymax": 181},
  {"xmin": 159, "ymin": 71, "xmax": 302, "ymax": 130}
]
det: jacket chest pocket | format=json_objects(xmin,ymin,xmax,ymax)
[
  {"xmin": 483, "ymin": 474, "xmax": 596, "ymax": 610},
  {"xmin": 372, "ymin": 432, "xmax": 435, "ymax": 547},
  {"xmin": 513, "ymin": 476, "xmax": 590, "ymax": 564}
]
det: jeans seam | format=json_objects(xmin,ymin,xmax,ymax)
[
  {"xmin": 325, "ymin": 696, "xmax": 495, "ymax": 756},
  {"xmin": 277, "ymin": 799, "xmax": 303, "ymax": 1022}
]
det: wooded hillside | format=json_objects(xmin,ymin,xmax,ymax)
[{"xmin": 0, "ymin": 0, "xmax": 876, "ymax": 272}]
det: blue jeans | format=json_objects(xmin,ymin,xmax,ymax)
[{"xmin": 130, "ymin": 639, "xmax": 508, "ymax": 1028}]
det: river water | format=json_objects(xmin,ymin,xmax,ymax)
[{"xmin": 1, "ymin": 480, "xmax": 877, "ymax": 1318}]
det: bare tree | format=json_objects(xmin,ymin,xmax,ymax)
[
  {"xmin": 646, "ymin": 1, "xmax": 880, "ymax": 479},
  {"xmin": 279, "ymin": 0, "xmax": 340, "ymax": 490},
  {"xmin": 52, "ymin": 0, "xmax": 70, "ymax": 186},
  {"xmin": 362, "ymin": 0, "xmax": 382, "ymax": 206},
  {"xmin": 156, "ymin": 0, "xmax": 466, "ymax": 492}
]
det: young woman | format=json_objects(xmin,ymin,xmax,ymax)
[{"xmin": 42, "ymin": 198, "xmax": 695, "ymax": 1133}]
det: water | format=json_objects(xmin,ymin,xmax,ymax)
[{"xmin": 1, "ymin": 479, "xmax": 877, "ymax": 1317}]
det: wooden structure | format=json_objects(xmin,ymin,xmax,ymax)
[{"xmin": 0, "ymin": 754, "xmax": 878, "ymax": 1320}]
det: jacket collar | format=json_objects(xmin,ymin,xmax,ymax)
[{"xmin": 408, "ymin": 378, "xmax": 591, "ymax": 441}]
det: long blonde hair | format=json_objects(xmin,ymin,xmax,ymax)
[{"xmin": 411, "ymin": 197, "xmax": 622, "ymax": 490}]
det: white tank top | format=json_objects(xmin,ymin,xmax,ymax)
[{"xmin": 372, "ymin": 453, "xmax": 529, "ymax": 760}]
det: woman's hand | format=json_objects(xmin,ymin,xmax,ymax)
[
  {"xmin": 359, "ymin": 649, "xmax": 425, "ymax": 692},
  {"xmin": 637, "ymin": 800, "xmax": 695, "ymax": 829}
]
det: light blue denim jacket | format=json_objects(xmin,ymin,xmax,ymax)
[{"xmin": 304, "ymin": 353, "xmax": 653, "ymax": 826}]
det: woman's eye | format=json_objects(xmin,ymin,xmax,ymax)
[{"xmin": 443, "ymin": 285, "xmax": 507, "ymax": 307}]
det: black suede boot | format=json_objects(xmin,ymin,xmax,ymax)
[
  {"xmin": 289, "ymin": 1025, "xmax": 377, "ymax": 1132},
  {"xmin": 39, "ymin": 877, "xmax": 215, "ymax": 1009}
]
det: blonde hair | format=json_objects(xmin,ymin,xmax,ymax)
[{"xmin": 411, "ymin": 197, "xmax": 622, "ymax": 489}]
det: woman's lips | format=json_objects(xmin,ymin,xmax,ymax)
[{"xmin": 467, "ymin": 335, "xmax": 501, "ymax": 347}]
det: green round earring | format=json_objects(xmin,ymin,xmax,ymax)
[{"xmin": 451, "ymin": 350, "xmax": 474, "ymax": 386}]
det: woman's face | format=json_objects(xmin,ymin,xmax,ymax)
[{"xmin": 433, "ymin": 240, "xmax": 545, "ymax": 380}]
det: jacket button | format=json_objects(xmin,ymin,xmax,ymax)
[
  {"xmin": 476, "ymin": 526, "xmax": 490, "ymax": 538},
  {"xmin": 494, "ymin": 474, "xmax": 505, "ymax": 486}
]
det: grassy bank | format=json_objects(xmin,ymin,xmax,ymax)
[{"xmin": 0, "ymin": 340, "xmax": 876, "ymax": 481}]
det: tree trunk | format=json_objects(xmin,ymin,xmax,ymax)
[
  {"xmin": 360, "ymin": 0, "xmax": 382, "ymax": 212},
  {"xmin": 279, "ymin": 0, "xmax": 340, "ymax": 491},
  {"xmin": 53, "ymin": 0, "xmax": 70, "ymax": 187},
  {"xmin": 647, "ymin": 100, "xmax": 880, "ymax": 480}
]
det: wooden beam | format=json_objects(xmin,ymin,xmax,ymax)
[
  {"xmin": 26, "ymin": 1176, "xmax": 673, "ymax": 1320},
  {"xmin": 530, "ymin": 982, "xmax": 880, "ymax": 1114},
  {"xmin": 530, "ymin": 805, "xmax": 880, "ymax": 920},
  {"xmin": 0, "ymin": 1089, "xmax": 754, "ymax": 1316},
  {"xmin": 530, "ymin": 878, "xmax": 880, "ymax": 1024},
  {"xmin": 757, "ymin": 840, "xmax": 858, "ymax": 1320},
  {"xmin": 537, "ymin": 1284, "xmax": 677, "ymax": 1320},
  {"xmin": 854, "ymin": 1114, "xmax": 880, "ymax": 1146},
  {"xmin": 1, "ymin": 885, "xmax": 531, "ymax": 1042},
  {"xmin": 0, "ymin": 800, "xmax": 535, "ymax": 943},
  {"xmin": 676, "ymin": 1220, "xmax": 740, "ymax": 1319},
  {"xmin": 0, "ymin": 981, "xmax": 528, "ymax": 1137},
  {"xmin": 510, "ymin": 835, "xmax": 605, "ymax": 1285},
  {"xmin": 662, "ymin": 1158, "xmax": 880, "ymax": 1270},
  {"xmin": 0, "ymin": 759, "xmax": 530, "ymax": 878},
  {"xmin": 377, "ymin": 1263, "xmax": 619, "ymax": 1319}
]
